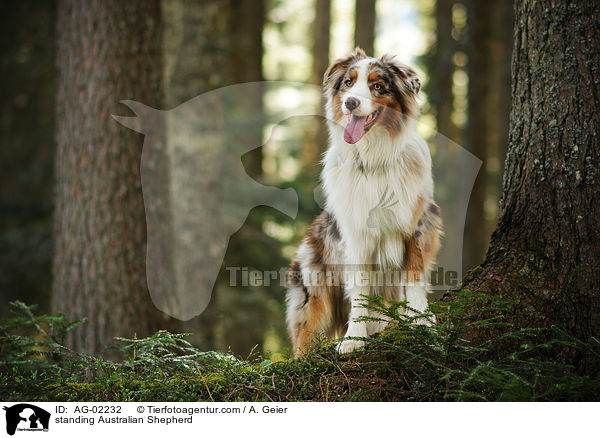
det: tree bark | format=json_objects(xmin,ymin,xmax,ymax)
[
  {"xmin": 463, "ymin": 0, "xmax": 490, "ymax": 271},
  {"xmin": 162, "ymin": 0, "xmax": 266, "ymax": 355},
  {"xmin": 162, "ymin": 0, "xmax": 231, "ymax": 350},
  {"xmin": 230, "ymin": 0, "xmax": 265, "ymax": 178},
  {"xmin": 354, "ymin": 0, "xmax": 376, "ymax": 56},
  {"xmin": 462, "ymin": 0, "xmax": 600, "ymax": 371},
  {"xmin": 484, "ymin": 0, "xmax": 512, "ymax": 222},
  {"xmin": 0, "ymin": 1, "xmax": 56, "ymax": 316},
  {"xmin": 222, "ymin": 0, "xmax": 267, "ymax": 355},
  {"xmin": 302, "ymin": 0, "xmax": 331, "ymax": 171},
  {"xmin": 53, "ymin": 0, "xmax": 170, "ymax": 353},
  {"xmin": 463, "ymin": 0, "xmax": 513, "ymax": 271},
  {"xmin": 427, "ymin": 0, "xmax": 458, "ymax": 143},
  {"xmin": 312, "ymin": 0, "xmax": 331, "ymax": 86}
]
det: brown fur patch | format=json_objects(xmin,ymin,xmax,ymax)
[
  {"xmin": 322, "ymin": 47, "xmax": 366, "ymax": 93},
  {"xmin": 411, "ymin": 196, "xmax": 426, "ymax": 229},
  {"xmin": 364, "ymin": 62, "xmax": 420, "ymax": 137},
  {"xmin": 287, "ymin": 210, "xmax": 348, "ymax": 355},
  {"xmin": 410, "ymin": 202, "xmax": 443, "ymax": 271},
  {"xmin": 404, "ymin": 236, "xmax": 424, "ymax": 282},
  {"xmin": 306, "ymin": 212, "xmax": 328, "ymax": 266},
  {"xmin": 367, "ymin": 72, "xmax": 380, "ymax": 82},
  {"xmin": 306, "ymin": 234, "xmax": 325, "ymax": 266},
  {"xmin": 333, "ymin": 92, "xmax": 343, "ymax": 123},
  {"xmin": 294, "ymin": 296, "xmax": 326, "ymax": 354},
  {"xmin": 378, "ymin": 96, "xmax": 404, "ymax": 138},
  {"xmin": 293, "ymin": 287, "xmax": 348, "ymax": 355},
  {"xmin": 420, "ymin": 228, "xmax": 441, "ymax": 265},
  {"xmin": 305, "ymin": 210, "xmax": 342, "ymax": 266},
  {"xmin": 404, "ymin": 198, "xmax": 443, "ymax": 281},
  {"xmin": 287, "ymin": 260, "xmax": 302, "ymax": 288},
  {"xmin": 370, "ymin": 57, "xmax": 420, "ymax": 133}
]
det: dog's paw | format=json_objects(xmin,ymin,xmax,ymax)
[
  {"xmin": 412, "ymin": 313, "xmax": 436, "ymax": 327},
  {"xmin": 336, "ymin": 338, "xmax": 365, "ymax": 354}
]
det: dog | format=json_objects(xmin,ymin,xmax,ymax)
[{"xmin": 285, "ymin": 48, "xmax": 442, "ymax": 355}]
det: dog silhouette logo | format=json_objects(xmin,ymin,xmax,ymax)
[
  {"xmin": 366, "ymin": 185, "xmax": 399, "ymax": 228},
  {"xmin": 3, "ymin": 404, "xmax": 50, "ymax": 435},
  {"xmin": 112, "ymin": 82, "xmax": 310, "ymax": 320},
  {"xmin": 111, "ymin": 80, "xmax": 481, "ymax": 313}
]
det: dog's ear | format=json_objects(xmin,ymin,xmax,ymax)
[
  {"xmin": 380, "ymin": 55, "xmax": 421, "ymax": 95},
  {"xmin": 352, "ymin": 46, "xmax": 367, "ymax": 57},
  {"xmin": 322, "ymin": 55, "xmax": 353, "ymax": 91},
  {"xmin": 407, "ymin": 74, "xmax": 422, "ymax": 94},
  {"xmin": 323, "ymin": 48, "xmax": 367, "ymax": 91}
]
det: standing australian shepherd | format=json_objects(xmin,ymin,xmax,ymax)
[{"xmin": 286, "ymin": 48, "xmax": 443, "ymax": 355}]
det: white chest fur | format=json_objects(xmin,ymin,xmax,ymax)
[{"xmin": 321, "ymin": 126, "xmax": 432, "ymax": 266}]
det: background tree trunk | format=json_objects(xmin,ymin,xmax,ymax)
[
  {"xmin": 354, "ymin": 0, "xmax": 376, "ymax": 55},
  {"xmin": 217, "ymin": 0, "xmax": 267, "ymax": 355},
  {"xmin": 230, "ymin": 0, "xmax": 265, "ymax": 178},
  {"xmin": 463, "ymin": 0, "xmax": 512, "ymax": 271},
  {"xmin": 462, "ymin": 0, "xmax": 600, "ymax": 371},
  {"xmin": 162, "ymin": 0, "xmax": 267, "ymax": 355},
  {"xmin": 463, "ymin": 0, "xmax": 490, "ymax": 271},
  {"xmin": 311, "ymin": 0, "xmax": 331, "ymax": 86},
  {"xmin": 162, "ymin": 0, "xmax": 231, "ymax": 351},
  {"xmin": 484, "ymin": 0, "xmax": 512, "ymax": 228},
  {"xmin": 53, "ymin": 0, "xmax": 170, "ymax": 353},
  {"xmin": 301, "ymin": 0, "xmax": 331, "ymax": 171},
  {"xmin": 0, "ymin": 1, "xmax": 56, "ymax": 317},
  {"xmin": 425, "ymin": 0, "xmax": 458, "ymax": 143}
]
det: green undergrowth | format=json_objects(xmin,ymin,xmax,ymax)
[{"xmin": 1, "ymin": 295, "xmax": 599, "ymax": 402}]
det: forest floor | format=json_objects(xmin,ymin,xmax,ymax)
[{"xmin": 1, "ymin": 295, "xmax": 599, "ymax": 402}]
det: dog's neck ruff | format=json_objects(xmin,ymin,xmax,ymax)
[
  {"xmin": 342, "ymin": 121, "xmax": 415, "ymax": 176},
  {"xmin": 351, "ymin": 148, "xmax": 398, "ymax": 176}
]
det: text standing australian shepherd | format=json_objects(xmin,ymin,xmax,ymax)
[{"xmin": 286, "ymin": 48, "xmax": 442, "ymax": 355}]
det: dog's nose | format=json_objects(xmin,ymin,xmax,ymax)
[{"xmin": 345, "ymin": 97, "xmax": 360, "ymax": 111}]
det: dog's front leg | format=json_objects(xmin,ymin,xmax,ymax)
[
  {"xmin": 337, "ymin": 285, "xmax": 370, "ymax": 354},
  {"xmin": 337, "ymin": 246, "xmax": 372, "ymax": 354}
]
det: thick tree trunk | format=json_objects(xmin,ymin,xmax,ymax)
[
  {"xmin": 462, "ymin": 0, "xmax": 600, "ymax": 370},
  {"xmin": 53, "ymin": 0, "xmax": 170, "ymax": 353},
  {"xmin": 354, "ymin": 0, "xmax": 376, "ymax": 55}
]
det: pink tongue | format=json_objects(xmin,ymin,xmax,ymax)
[{"xmin": 344, "ymin": 115, "xmax": 366, "ymax": 144}]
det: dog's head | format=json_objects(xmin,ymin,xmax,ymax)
[{"xmin": 323, "ymin": 47, "xmax": 421, "ymax": 144}]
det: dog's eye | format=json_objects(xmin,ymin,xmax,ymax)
[
  {"xmin": 344, "ymin": 79, "xmax": 353, "ymax": 87},
  {"xmin": 373, "ymin": 83, "xmax": 382, "ymax": 91}
]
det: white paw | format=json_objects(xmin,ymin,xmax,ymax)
[
  {"xmin": 412, "ymin": 313, "xmax": 436, "ymax": 326},
  {"xmin": 336, "ymin": 338, "xmax": 365, "ymax": 354}
]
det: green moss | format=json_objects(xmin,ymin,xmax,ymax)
[{"xmin": 1, "ymin": 298, "xmax": 599, "ymax": 402}]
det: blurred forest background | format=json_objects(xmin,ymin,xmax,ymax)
[{"xmin": 0, "ymin": 0, "xmax": 512, "ymax": 359}]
